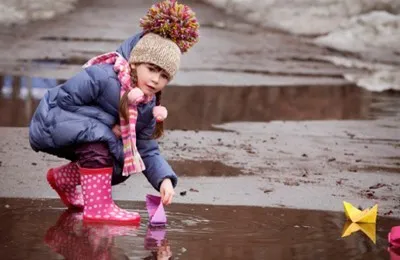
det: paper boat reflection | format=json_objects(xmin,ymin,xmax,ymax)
[{"xmin": 341, "ymin": 221, "xmax": 376, "ymax": 244}]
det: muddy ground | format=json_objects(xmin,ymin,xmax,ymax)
[
  {"xmin": 0, "ymin": 96, "xmax": 399, "ymax": 215},
  {"xmin": 0, "ymin": 0, "xmax": 398, "ymax": 216}
]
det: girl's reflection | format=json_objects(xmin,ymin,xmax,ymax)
[{"xmin": 44, "ymin": 209, "xmax": 172, "ymax": 259}]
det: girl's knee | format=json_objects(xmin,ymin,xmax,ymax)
[{"xmin": 75, "ymin": 142, "xmax": 113, "ymax": 168}]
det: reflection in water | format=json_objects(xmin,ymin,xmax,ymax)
[
  {"xmin": 163, "ymin": 85, "xmax": 400, "ymax": 130},
  {"xmin": 341, "ymin": 221, "xmax": 376, "ymax": 244},
  {"xmin": 44, "ymin": 209, "xmax": 171, "ymax": 260},
  {"xmin": 1, "ymin": 75, "xmax": 58, "ymax": 99},
  {"xmin": 44, "ymin": 209, "xmax": 139, "ymax": 259},
  {"xmin": 1, "ymin": 73, "xmax": 399, "ymax": 129},
  {"xmin": 0, "ymin": 74, "xmax": 61, "ymax": 127},
  {"xmin": 144, "ymin": 228, "xmax": 172, "ymax": 260},
  {"xmin": 389, "ymin": 247, "xmax": 400, "ymax": 260},
  {"xmin": 168, "ymin": 159, "xmax": 245, "ymax": 177},
  {"xmin": 0, "ymin": 198, "xmax": 398, "ymax": 260}
]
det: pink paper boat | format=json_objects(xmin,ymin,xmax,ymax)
[
  {"xmin": 389, "ymin": 226, "xmax": 400, "ymax": 248},
  {"xmin": 146, "ymin": 194, "xmax": 167, "ymax": 226}
]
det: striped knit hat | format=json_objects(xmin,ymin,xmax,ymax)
[{"xmin": 129, "ymin": 0, "xmax": 200, "ymax": 78}]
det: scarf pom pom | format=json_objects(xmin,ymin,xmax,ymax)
[
  {"xmin": 153, "ymin": 106, "xmax": 168, "ymax": 122},
  {"xmin": 128, "ymin": 88, "xmax": 145, "ymax": 105}
]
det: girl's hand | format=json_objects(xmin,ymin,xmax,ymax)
[
  {"xmin": 128, "ymin": 88, "xmax": 145, "ymax": 105},
  {"xmin": 160, "ymin": 178, "xmax": 175, "ymax": 205},
  {"xmin": 112, "ymin": 124, "xmax": 121, "ymax": 138},
  {"xmin": 153, "ymin": 106, "xmax": 168, "ymax": 122},
  {"xmin": 157, "ymin": 242, "xmax": 172, "ymax": 260}
]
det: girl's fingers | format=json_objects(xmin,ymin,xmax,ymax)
[
  {"xmin": 163, "ymin": 193, "xmax": 170, "ymax": 205},
  {"xmin": 163, "ymin": 192, "xmax": 173, "ymax": 205},
  {"xmin": 112, "ymin": 125, "xmax": 121, "ymax": 137}
]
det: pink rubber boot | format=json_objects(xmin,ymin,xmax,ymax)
[
  {"xmin": 47, "ymin": 162, "xmax": 84, "ymax": 209},
  {"xmin": 79, "ymin": 167, "xmax": 140, "ymax": 224}
]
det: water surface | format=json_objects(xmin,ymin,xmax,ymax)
[
  {"xmin": 1, "ymin": 74, "xmax": 399, "ymax": 129},
  {"xmin": 0, "ymin": 198, "xmax": 397, "ymax": 259}
]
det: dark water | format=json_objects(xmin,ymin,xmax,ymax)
[
  {"xmin": 0, "ymin": 198, "xmax": 398, "ymax": 260},
  {"xmin": 1, "ymin": 74, "xmax": 399, "ymax": 130},
  {"xmin": 168, "ymin": 160, "xmax": 245, "ymax": 177}
]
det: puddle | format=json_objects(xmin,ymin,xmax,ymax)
[
  {"xmin": 1, "ymin": 73, "xmax": 399, "ymax": 129},
  {"xmin": 40, "ymin": 36, "xmax": 121, "ymax": 43},
  {"xmin": 0, "ymin": 75, "xmax": 58, "ymax": 127},
  {"xmin": 162, "ymin": 85, "xmax": 400, "ymax": 130},
  {"xmin": 168, "ymin": 160, "xmax": 246, "ymax": 177},
  {"xmin": 0, "ymin": 198, "xmax": 398, "ymax": 260},
  {"xmin": 19, "ymin": 57, "xmax": 88, "ymax": 66},
  {"xmin": 357, "ymin": 166, "xmax": 400, "ymax": 174}
]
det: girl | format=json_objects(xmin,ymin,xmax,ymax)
[{"xmin": 28, "ymin": 0, "xmax": 199, "ymax": 224}]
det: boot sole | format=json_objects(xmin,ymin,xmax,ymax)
[{"xmin": 47, "ymin": 168, "xmax": 83, "ymax": 210}]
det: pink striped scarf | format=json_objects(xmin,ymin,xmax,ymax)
[{"xmin": 83, "ymin": 52, "xmax": 153, "ymax": 176}]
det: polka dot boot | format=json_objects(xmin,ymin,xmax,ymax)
[
  {"xmin": 47, "ymin": 162, "xmax": 84, "ymax": 209},
  {"xmin": 79, "ymin": 167, "xmax": 140, "ymax": 224}
]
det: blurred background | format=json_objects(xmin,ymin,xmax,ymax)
[{"xmin": 0, "ymin": 0, "xmax": 399, "ymax": 127}]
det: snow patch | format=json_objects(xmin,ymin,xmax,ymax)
[
  {"xmin": 318, "ymin": 56, "xmax": 400, "ymax": 91},
  {"xmin": 204, "ymin": 0, "xmax": 400, "ymax": 91},
  {"xmin": 203, "ymin": 0, "xmax": 400, "ymax": 35},
  {"xmin": 314, "ymin": 11, "xmax": 400, "ymax": 54}
]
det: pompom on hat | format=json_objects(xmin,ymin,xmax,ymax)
[{"xmin": 129, "ymin": 0, "xmax": 200, "ymax": 78}]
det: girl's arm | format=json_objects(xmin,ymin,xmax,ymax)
[{"xmin": 136, "ymin": 119, "xmax": 178, "ymax": 191}]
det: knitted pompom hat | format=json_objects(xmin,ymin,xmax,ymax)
[
  {"xmin": 129, "ymin": 0, "xmax": 200, "ymax": 78},
  {"xmin": 129, "ymin": 33, "xmax": 181, "ymax": 77}
]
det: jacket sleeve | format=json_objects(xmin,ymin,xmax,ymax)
[
  {"xmin": 56, "ymin": 65, "xmax": 115, "ymax": 127},
  {"xmin": 136, "ymin": 119, "xmax": 178, "ymax": 191}
]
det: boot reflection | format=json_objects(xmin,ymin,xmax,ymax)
[
  {"xmin": 389, "ymin": 247, "xmax": 400, "ymax": 260},
  {"xmin": 144, "ymin": 226, "xmax": 172, "ymax": 260},
  {"xmin": 45, "ymin": 209, "xmax": 139, "ymax": 260}
]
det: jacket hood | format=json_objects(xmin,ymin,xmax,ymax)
[{"xmin": 115, "ymin": 32, "xmax": 144, "ymax": 60}]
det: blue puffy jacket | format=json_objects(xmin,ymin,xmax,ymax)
[{"xmin": 29, "ymin": 32, "xmax": 177, "ymax": 191}]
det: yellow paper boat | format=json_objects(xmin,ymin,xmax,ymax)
[
  {"xmin": 341, "ymin": 221, "xmax": 376, "ymax": 244},
  {"xmin": 343, "ymin": 201, "xmax": 378, "ymax": 223}
]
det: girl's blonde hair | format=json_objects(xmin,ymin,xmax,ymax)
[{"xmin": 119, "ymin": 65, "xmax": 164, "ymax": 139}]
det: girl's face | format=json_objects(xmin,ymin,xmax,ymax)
[{"xmin": 131, "ymin": 63, "xmax": 170, "ymax": 96}]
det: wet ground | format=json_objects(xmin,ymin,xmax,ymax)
[{"xmin": 1, "ymin": 198, "xmax": 398, "ymax": 260}]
